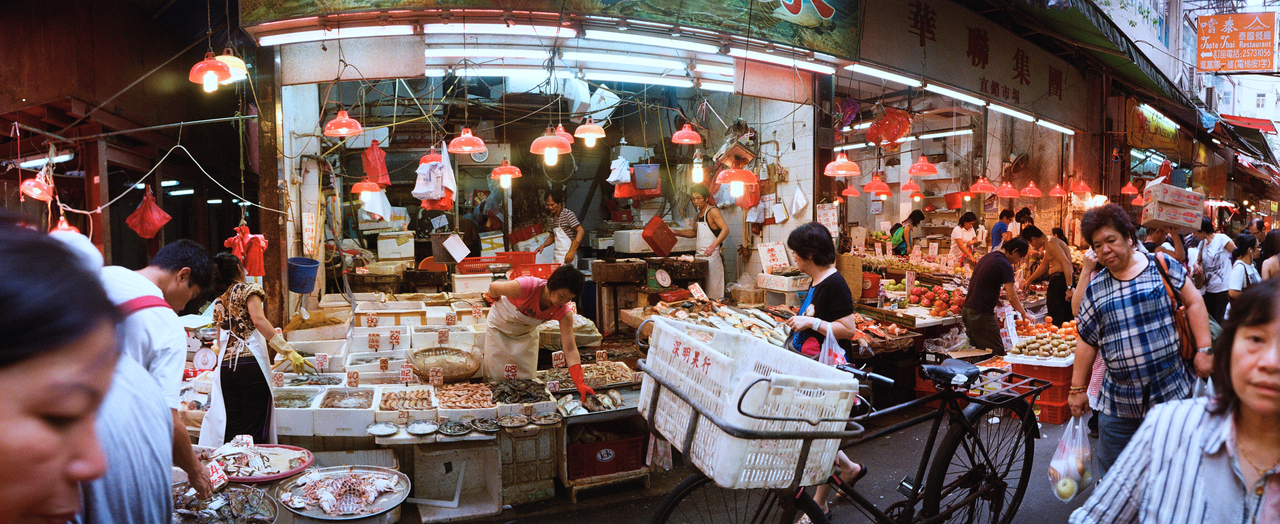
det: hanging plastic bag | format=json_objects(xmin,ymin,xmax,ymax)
[
  {"xmin": 1047, "ymin": 416, "xmax": 1093, "ymax": 503},
  {"xmin": 607, "ymin": 157, "xmax": 631, "ymax": 185},
  {"xmin": 1192, "ymin": 377, "xmax": 1214, "ymax": 399},
  {"xmin": 818, "ymin": 319, "xmax": 847, "ymax": 366},
  {"xmin": 362, "ymin": 139, "xmax": 390, "ymax": 186},
  {"xmin": 125, "ymin": 187, "xmax": 171, "ymax": 239},
  {"xmin": 419, "ymin": 188, "xmax": 454, "ymax": 212}
]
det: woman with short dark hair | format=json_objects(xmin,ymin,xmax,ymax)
[
  {"xmin": 484, "ymin": 265, "xmax": 595, "ymax": 394},
  {"xmin": 1229, "ymin": 233, "xmax": 1261, "ymax": 303},
  {"xmin": 951, "ymin": 211, "xmax": 980, "ymax": 267}
]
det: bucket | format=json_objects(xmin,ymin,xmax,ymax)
[
  {"xmin": 944, "ymin": 192, "xmax": 965, "ymax": 210},
  {"xmin": 861, "ymin": 272, "xmax": 881, "ymax": 299},
  {"xmin": 287, "ymin": 257, "xmax": 321, "ymax": 294}
]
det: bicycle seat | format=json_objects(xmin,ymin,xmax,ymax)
[{"xmin": 921, "ymin": 359, "xmax": 980, "ymax": 387}]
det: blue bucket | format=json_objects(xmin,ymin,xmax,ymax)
[{"xmin": 287, "ymin": 257, "xmax": 321, "ymax": 294}]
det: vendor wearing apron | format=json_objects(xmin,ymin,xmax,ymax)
[
  {"xmin": 675, "ymin": 184, "xmax": 729, "ymax": 299},
  {"xmin": 199, "ymin": 253, "xmax": 312, "ymax": 447},
  {"xmin": 536, "ymin": 189, "xmax": 585, "ymax": 266},
  {"xmin": 482, "ymin": 265, "xmax": 595, "ymax": 396}
]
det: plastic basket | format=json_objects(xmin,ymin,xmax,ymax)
[
  {"xmin": 511, "ymin": 263, "xmax": 560, "ymax": 279},
  {"xmin": 499, "ymin": 251, "xmax": 537, "ymax": 265},
  {"xmin": 457, "ymin": 256, "xmax": 509, "ymax": 274},
  {"xmin": 637, "ymin": 318, "xmax": 859, "ymax": 489},
  {"xmin": 1035, "ymin": 398, "xmax": 1070, "ymax": 425}
]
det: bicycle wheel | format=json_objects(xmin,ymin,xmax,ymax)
[
  {"xmin": 651, "ymin": 473, "xmax": 830, "ymax": 524},
  {"xmin": 920, "ymin": 399, "xmax": 1036, "ymax": 524}
]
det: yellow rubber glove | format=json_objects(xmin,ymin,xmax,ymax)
[{"xmin": 269, "ymin": 334, "xmax": 315, "ymax": 373}]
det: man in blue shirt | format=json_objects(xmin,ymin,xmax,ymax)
[{"xmin": 990, "ymin": 209, "xmax": 1014, "ymax": 250}]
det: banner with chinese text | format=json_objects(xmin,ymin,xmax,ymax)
[{"xmin": 1196, "ymin": 13, "xmax": 1276, "ymax": 73}]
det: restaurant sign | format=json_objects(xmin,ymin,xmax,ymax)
[{"xmin": 1196, "ymin": 13, "xmax": 1276, "ymax": 73}]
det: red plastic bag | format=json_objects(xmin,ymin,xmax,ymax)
[
  {"xmin": 126, "ymin": 187, "xmax": 171, "ymax": 239},
  {"xmin": 420, "ymin": 188, "xmax": 454, "ymax": 211},
  {"xmin": 362, "ymin": 139, "xmax": 390, "ymax": 186},
  {"xmin": 735, "ymin": 181, "xmax": 760, "ymax": 209},
  {"xmin": 614, "ymin": 182, "xmax": 661, "ymax": 200}
]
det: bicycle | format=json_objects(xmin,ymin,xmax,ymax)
[{"xmin": 640, "ymin": 354, "xmax": 1050, "ymax": 524}]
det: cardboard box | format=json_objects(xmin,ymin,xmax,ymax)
[
  {"xmin": 377, "ymin": 231, "xmax": 415, "ymax": 261},
  {"xmin": 1143, "ymin": 179, "xmax": 1205, "ymax": 210},
  {"xmin": 1141, "ymin": 200, "xmax": 1202, "ymax": 231},
  {"xmin": 757, "ymin": 273, "xmax": 812, "ymax": 292},
  {"xmin": 480, "ymin": 232, "xmax": 504, "ymax": 256}
]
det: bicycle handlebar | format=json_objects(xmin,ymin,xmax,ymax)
[{"xmin": 836, "ymin": 365, "xmax": 895, "ymax": 387}]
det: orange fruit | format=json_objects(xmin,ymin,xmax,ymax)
[{"xmin": 1045, "ymin": 316, "xmax": 1054, "ymax": 324}]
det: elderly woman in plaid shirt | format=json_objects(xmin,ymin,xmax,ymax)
[{"xmin": 1068, "ymin": 204, "xmax": 1214, "ymax": 476}]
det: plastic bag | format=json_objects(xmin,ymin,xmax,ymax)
[
  {"xmin": 818, "ymin": 319, "xmax": 847, "ymax": 366},
  {"xmin": 362, "ymin": 139, "xmax": 390, "ymax": 186},
  {"xmin": 1048, "ymin": 416, "xmax": 1093, "ymax": 503},
  {"xmin": 1192, "ymin": 377, "xmax": 1214, "ymax": 399},
  {"xmin": 125, "ymin": 187, "xmax": 171, "ymax": 239}
]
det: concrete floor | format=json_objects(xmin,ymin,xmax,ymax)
[{"xmin": 444, "ymin": 404, "xmax": 1093, "ymax": 524}]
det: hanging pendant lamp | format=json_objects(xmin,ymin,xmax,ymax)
[
  {"xmin": 1071, "ymin": 178, "xmax": 1093, "ymax": 194},
  {"xmin": 420, "ymin": 147, "xmax": 442, "ymax": 164},
  {"xmin": 1131, "ymin": 194, "xmax": 1144, "ymax": 206},
  {"xmin": 901, "ymin": 179, "xmax": 922, "ymax": 193},
  {"xmin": 1048, "ymin": 184, "xmax": 1067, "ymax": 197},
  {"xmin": 448, "ymin": 127, "xmax": 487, "ymax": 154},
  {"xmin": 969, "ymin": 177, "xmax": 997, "ymax": 194},
  {"xmin": 714, "ymin": 167, "xmax": 758, "ymax": 198},
  {"xmin": 491, "ymin": 159, "xmax": 523, "ymax": 189},
  {"xmin": 864, "ymin": 175, "xmax": 890, "ymax": 194},
  {"xmin": 907, "ymin": 156, "xmax": 937, "ymax": 177},
  {"xmin": 52, "ymin": 215, "xmax": 80, "ymax": 234},
  {"xmin": 910, "ymin": 191, "xmax": 925, "ymax": 202},
  {"xmin": 350, "ymin": 177, "xmax": 380, "ymax": 194},
  {"xmin": 215, "ymin": 48, "xmax": 248, "ymax": 84},
  {"xmin": 823, "ymin": 152, "xmax": 861, "ymax": 177},
  {"xmin": 574, "ymin": 118, "xmax": 606, "ymax": 147},
  {"xmin": 691, "ymin": 153, "xmax": 705, "ymax": 184},
  {"xmin": 555, "ymin": 124, "xmax": 575, "ymax": 144},
  {"xmin": 671, "ymin": 123, "xmax": 702, "ymax": 145},
  {"xmin": 841, "ymin": 185, "xmax": 861, "ymax": 197},
  {"xmin": 1020, "ymin": 181, "xmax": 1043, "ymax": 198},
  {"xmin": 324, "ymin": 109, "xmax": 363, "ymax": 137},
  {"xmin": 996, "ymin": 182, "xmax": 1020, "ymax": 199},
  {"xmin": 1120, "ymin": 181, "xmax": 1139, "ymax": 195},
  {"xmin": 962, "ymin": 192, "xmax": 973, "ymax": 202},
  {"xmin": 19, "ymin": 177, "xmax": 54, "ymax": 202},
  {"xmin": 189, "ymin": 51, "xmax": 231, "ymax": 93},
  {"xmin": 833, "ymin": 196, "xmax": 844, "ymax": 204},
  {"xmin": 530, "ymin": 126, "xmax": 573, "ymax": 166}
]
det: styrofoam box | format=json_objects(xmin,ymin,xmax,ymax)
[
  {"xmin": 304, "ymin": 352, "xmax": 345, "ymax": 373},
  {"xmin": 453, "ymin": 273, "xmax": 494, "ymax": 294},
  {"xmin": 350, "ymin": 371, "xmax": 423, "ymax": 386},
  {"xmin": 279, "ymin": 373, "xmax": 346, "ymax": 388},
  {"xmin": 450, "ymin": 302, "xmax": 489, "ymax": 326},
  {"xmin": 291, "ymin": 339, "xmax": 347, "ymax": 357},
  {"xmin": 345, "ymin": 350, "xmax": 407, "ymax": 373},
  {"xmin": 320, "ymin": 292, "xmax": 385, "ymax": 307},
  {"xmin": 414, "ymin": 441, "xmax": 502, "ymax": 522},
  {"xmin": 312, "ymin": 387, "xmax": 376, "ymax": 437},
  {"xmin": 374, "ymin": 385, "xmax": 437, "ymax": 424},
  {"xmin": 495, "ymin": 398, "xmax": 556, "ymax": 418},
  {"xmin": 377, "ymin": 231, "xmax": 416, "ymax": 261},
  {"xmin": 613, "ymin": 230, "xmax": 697, "ymax": 254},
  {"xmin": 424, "ymin": 306, "xmax": 456, "ymax": 326},
  {"xmin": 351, "ymin": 326, "xmax": 413, "ymax": 353},
  {"xmin": 273, "ymin": 386, "xmax": 322, "ymax": 436},
  {"xmin": 353, "ymin": 301, "xmax": 428, "ymax": 327},
  {"xmin": 410, "ymin": 325, "xmax": 483, "ymax": 352},
  {"xmin": 285, "ymin": 318, "xmax": 352, "ymax": 343},
  {"xmin": 757, "ymin": 273, "xmax": 813, "ymax": 292}
]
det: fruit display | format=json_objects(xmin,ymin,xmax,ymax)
[
  {"xmin": 1010, "ymin": 317, "xmax": 1078, "ymax": 358},
  {"xmin": 907, "ymin": 285, "xmax": 966, "ymax": 318}
]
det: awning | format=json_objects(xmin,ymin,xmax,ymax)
[{"xmin": 1220, "ymin": 115, "xmax": 1278, "ymax": 134}]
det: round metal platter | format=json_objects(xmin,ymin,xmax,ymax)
[
  {"xmin": 274, "ymin": 466, "xmax": 410, "ymax": 521},
  {"xmin": 530, "ymin": 411, "xmax": 563, "ymax": 425},
  {"xmin": 405, "ymin": 420, "xmax": 438, "ymax": 436},
  {"xmin": 365, "ymin": 422, "xmax": 399, "ymax": 437}
]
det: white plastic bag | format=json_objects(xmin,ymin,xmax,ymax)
[
  {"xmin": 1192, "ymin": 377, "xmax": 1214, "ymax": 399},
  {"xmin": 1048, "ymin": 416, "xmax": 1093, "ymax": 503},
  {"xmin": 818, "ymin": 319, "xmax": 847, "ymax": 366}
]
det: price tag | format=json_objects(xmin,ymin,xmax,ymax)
[
  {"xmin": 596, "ymin": 350, "xmax": 609, "ymax": 362},
  {"xmin": 346, "ymin": 371, "xmax": 360, "ymax": 387},
  {"xmin": 368, "ymin": 332, "xmax": 381, "ymax": 351},
  {"xmin": 315, "ymin": 353, "xmax": 329, "ymax": 372},
  {"xmin": 472, "ymin": 304, "xmax": 483, "ymax": 319},
  {"xmin": 674, "ymin": 310, "xmax": 689, "ymax": 320},
  {"xmin": 379, "ymin": 357, "xmax": 390, "ymax": 372},
  {"xmin": 551, "ymin": 351, "xmax": 567, "ymax": 368},
  {"xmin": 905, "ymin": 271, "xmax": 916, "ymax": 292},
  {"xmin": 522, "ymin": 404, "xmax": 535, "ymax": 416},
  {"xmin": 547, "ymin": 381, "xmax": 561, "ymax": 393},
  {"xmin": 397, "ymin": 410, "xmax": 410, "ymax": 423},
  {"xmin": 271, "ymin": 372, "xmax": 284, "ymax": 388},
  {"xmin": 437, "ymin": 329, "xmax": 449, "ymax": 345},
  {"xmin": 929, "ymin": 242, "xmax": 939, "ymax": 257},
  {"xmin": 428, "ymin": 367, "xmax": 444, "ymax": 386},
  {"xmin": 568, "ymin": 302, "xmax": 577, "ymax": 314},
  {"xmin": 875, "ymin": 243, "xmax": 884, "ymax": 256},
  {"xmin": 400, "ymin": 363, "xmax": 413, "ymax": 384},
  {"xmin": 585, "ymin": 377, "xmax": 606, "ymax": 391},
  {"xmin": 445, "ymin": 311, "xmax": 457, "ymax": 326},
  {"xmin": 689, "ymin": 283, "xmax": 708, "ymax": 301},
  {"xmin": 388, "ymin": 330, "xmax": 401, "ymax": 349},
  {"xmin": 206, "ymin": 461, "xmax": 228, "ymax": 490},
  {"xmin": 503, "ymin": 364, "xmax": 518, "ymax": 380},
  {"xmin": 365, "ymin": 312, "xmax": 379, "ymax": 327},
  {"xmin": 633, "ymin": 372, "xmax": 644, "ymax": 384}
]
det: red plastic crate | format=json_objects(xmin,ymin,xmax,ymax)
[
  {"xmin": 1036, "ymin": 382, "xmax": 1071, "ymax": 404},
  {"xmin": 511, "ymin": 263, "xmax": 561, "ymax": 279},
  {"xmin": 510, "ymin": 224, "xmax": 544, "ymax": 244},
  {"xmin": 499, "ymin": 251, "xmax": 536, "ymax": 265},
  {"xmin": 642, "ymin": 216, "xmax": 678, "ymax": 257},
  {"xmin": 659, "ymin": 289, "xmax": 691, "ymax": 302},
  {"xmin": 456, "ymin": 256, "xmax": 508, "ymax": 274},
  {"xmin": 1011, "ymin": 363, "xmax": 1073, "ymax": 384},
  {"xmin": 916, "ymin": 387, "xmax": 967, "ymax": 410},
  {"xmin": 567, "ymin": 435, "xmax": 646, "ymax": 480},
  {"xmin": 610, "ymin": 210, "xmax": 633, "ymax": 222},
  {"xmin": 1035, "ymin": 398, "xmax": 1070, "ymax": 425}
]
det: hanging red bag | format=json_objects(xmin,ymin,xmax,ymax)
[
  {"xmin": 420, "ymin": 188, "xmax": 454, "ymax": 211},
  {"xmin": 126, "ymin": 187, "xmax": 171, "ymax": 239},
  {"xmin": 614, "ymin": 182, "xmax": 661, "ymax": 200},
  {"xmin": 362, "ymin": 139, "xmax": 391, "ymax": 186},
  {"xmin": 735, "ymin": 180, "xmax": 761, "ymax": 209}
]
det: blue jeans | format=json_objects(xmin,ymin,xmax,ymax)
[{"xmin": 1097, "ymin": 412, "xmax": 1144, "ymax": 478}]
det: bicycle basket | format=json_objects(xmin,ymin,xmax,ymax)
[{"xmin": 638, "ymin": 318, "xmax": 859, "ymax": 489}]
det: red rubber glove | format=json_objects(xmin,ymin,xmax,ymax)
[{"xmin": 569, "ymin": 364, "xmax": 595, "ymax": 397}]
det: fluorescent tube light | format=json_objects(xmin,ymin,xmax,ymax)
[
  {"xmin": 727, "ymin": 49, "xmax": 836, "ymax": 75},
  {"xmin": 259, "ymin": 25, "xmax": 416, "ymax": 46},
  {"xmin": 923, "ymin": 84, "xmax": 987, "ymax": 106},
  {"xmin": 835, "ymin": 142, "xmax": 873, "ymax": 152},
  {"xmin": 453, "ymin": 67, "xmax": 576, "ymax": 79},
  {"xmin": 168, "ymin": 189, "xmax": 195, "ymax": 196},
  {"xmin": 917, "ymin": 129, "xmax": 974, "ymax": 140},
  {"xmin": 584, "ymin": 71, "xmax": 692, "ymax": 88},
  {"xmin": 423, "ymin": 24, "xmax": 575, "ymax": 38},
  {"xmin": 18, "ymin": 150, "xmax": 74, "ymax": 169},
  {"xmin": 1035, "ymin": 119, "xmax": 1075, "ymax": 135},
  {"xmin": 841, "ymin": 122, "xmax": 873, "ymax": 132},
  {"xmin": 582, "ymin": 29, "xmax": 719, "ymax": 54},
  {"xmin": 424, "ymin": 48, "xmax": 551, "ymax": 60},
  {"xmin": 206, "ymin": 199, "xmax": 223, "ymax": 204},
  {"xmin": 699, "ymin": 80, "xmax": 735, "ymax": 92},
  {"xmin": 562, "ymin": 52, "xmax": 686, "ymax": 70},
  {"xmin": 988, "ymin": 104, "xmax": 1034, "ymax": 122},
  {"xmin": 846, "ymin": 64, "xmax": 923, "ymax": 87},
  {"xmin": 161, "ymin": 180, "xmax": 180, "ymax": 187},
  {"xmin": 694, "ymin": 63, "xmax": 735, "ymax": 76}
]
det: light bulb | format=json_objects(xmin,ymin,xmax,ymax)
[
  {"xmin": 913, "ymin": 195, "xmax": 922, "ymax": 202},
  {"xmin": 202, "ymin": 71, "xmax": 219, "ymax": 93},
  {"xmin": 691, "ymin": 163, "xmax": 704, "ymax": 184},
  {"xmin": 879, "ymin": 194, "xmax": 887, "ymax": 201},
  {"xmin": 730, "ymin": 181, "xmax": 745, "ymax": 198},
  {"xmin": 964, "ymin": 195, "xmax": 971, "ymax": 202},
  {"xmin": 1243, "ymin": 200, "xmax": 1249, "ymax": 206},
  {"xmin": 584, "ymin": 136, "xmax": 597, "ymax": 147},
  {"xmin": 500, "ymin": 174, "xmax": 512, "ymax": 189},
  {"xmin": 544, "ymin": 150, "xmax": 559, "ymax": 166},
  {"xmin": 359, "ymin": 190, "xmax": 378, "ymax": 206}
]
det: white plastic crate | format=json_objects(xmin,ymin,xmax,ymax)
[
  {"xmin": 638, "ymin": 318, "xmax": 858, "ymax": 489},
  {"xmin": 313, "ymin": 387, "xmax": 376, "ymax": 437},
  {"xmin": 273, "ymin": 386, "xmax": 322, "ymax": 436},
  {"xmin": 453, "ymin": 273, "xmax": 494, "ymax": 294},
  {"xmin": 374, "ymin": 385, "xmax": 437, "ymax": 424},
  {"xmin": 345, "ymin": 350, "xmax": 408, "ymax": 373},
  {"xmin": 409, "ymin": 325, "xmax": 483, "ymax": 353}
]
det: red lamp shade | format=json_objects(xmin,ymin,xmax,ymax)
[
  {"xmin": 1120, "ymin": 181, "xmax": 1139, "ymax": 195},
  {"xmin": 323, "ymin": 110, "xmax": 363, "ymax": 137},
  {"xmin": 52, "ymin": 216, "xmax": 79, "ymax": 234},
  {"xmin": 574, "ymin": 118, "xmax": 606, "ymax": 147},
  {"xmin": 420, "ymin": 147, "xmax": 442, "ymax": 164},
  {"xmin": 841, "ymin": 185, "xmax": 861, "ymax": 197},
  {"xmin": 530, "ymin": 126, "xmax": 573, "ymax": 166},
  {"xmin": 969, "ymin": 177, "xmax": 997, "ymax": 194},
  {"xmin": 823, "ymin": 152, "xmax": 861, "ymax": 177},
  {"xmin": 1071, "ymin": 179, "xmax": 1093, "ymax": 194},
  {"xmin": 901, "ymin": 179, "xmax": 921, "ymax": 193},
  {"xmin": 351, "ymin": 179, "xmax": 380, "ymax": 194},
  {"xmin": 908, "ymin": 156, "xmax": 937, "ymax": 177},
  {"xmin": 188, "ymin": 51, "xmax": 232, "ymax": 92},
  {"xmin": 1048, "ymin": 184, "xmax": 1067, "ymax": 197},
  {"xmin": 20, "ymin": 178, "xmax": 54, "ymax": 202},
  {"xmin": 996, "ymin": 182, "xmax": 1020, "ymax": 199},
  {"xmin": 864, "ymin": 176, "xmax": 890, "ymax": 194},
  {"xmin": 1020, "ymin": 181, "xmax": 1042, "ymax": 198},
  {"xmin": 671, "ymin": 123, "xmax": 702, "ymax": 145},
  {"xmin": 448, "ymin": 127, "xmax": 487, "ymax": 154},
  {"xmin": 833, "ymin": 196, "xmax": 844, "ymax": 204},
  {"xmin": 910, "ymin": 191, "xmax": 925, "ymax": 202},
  {"xmin": 490, "ymin": 159, "xmax": 523, "ymax": 189},
  {"xmin": 554, "ymin": 124, "xmax": 575, "ymax": 144},
  {"xmin": 714, "ymin": 167, "xmax": 758, "ymax": 198},
  {"xmin": 1131, "ymin": 194, "xmax": 1144, "ymax": 206},
  {"xmin": 214, "ymin": 48, "xmax": 248, "ymax": 84}
]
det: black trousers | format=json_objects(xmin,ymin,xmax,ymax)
[
  {"xmin": 1203, "ymin": 291, "xmax": 1229, "ymax": 324},
  {"xmin": 962, "ymin": 307, "xmax": 1005, "ymax": 355},
  {"xmin": 1047, "ymin": 273, "xmax": 1075, "ymax": 326},
  {"xmin": 220, "ymin": 355, "xmax": 272, "ymax": 443}
]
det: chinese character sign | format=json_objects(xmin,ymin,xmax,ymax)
[
  {"xmin": 908, "ymin": 0, "xmax": 937, "ymax": 47},
  {"xmin": 1197, "ymin": 13, "xmax": 1276, "ymax": 72}
]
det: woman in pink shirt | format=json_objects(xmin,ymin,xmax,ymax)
[{"xmin": 483, "ymin": 265, "xmax": 594, "ymax": 395}]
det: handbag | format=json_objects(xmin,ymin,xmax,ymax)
[
  {"xmin": 1152, "ymin": 253, "xmax": 1196, "ymax": 362},
  {"xmin": 1191, "ymin": 243, "xmax": 1207, "ymax": 288}
]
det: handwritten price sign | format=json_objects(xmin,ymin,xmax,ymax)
[
  {"xmin": 905, "ymin": 271, "xmax": 916, "ymax": 292},
  {"xmin": 428, "ymin": 367, "xmax": 444, "ymax": 386},
  {"xmin": 271, "ymin": 372, "xmax": 284, "ymax": 388},
  {"xmin": 397, "ymin": 410, "xmax": 409, "ymax": 423},
  {"xmin": 596, "ymin": 350, "xmax": 609, "ymax": 362},
  {"xmin": 503, "ymin": 364, "xmax": 518, "ymax": 380},
  {"xmin": 389, "ymin": 330, "xmax": 401, "ymax": 348},
  {"xmin": 368, "ymin": 333, "xmax": 381, "ymax": 351},
  {"xmin": 437, "ymin": 329, "xmax": 449, "ymax": 345},
  {"xmin": 207, "ymin": 462, "xmax": 228, "ymax": 490},
  {"xmin": 585, "ymin": 377, "xmax": 606, "ymax": 391},
  {"xmin": 364, "ymin": 312, "xmax": 379, "ymax": 327},
  {"xmin": 346, "ymin": 371, "xmax": 360, "ymax": 387},
  {"xmin": 551, "ymin": 351, "xmax": 566, "ymax": 368},
  {"xmin": 547, "ymin": 381, "xmax": 561, "ymax": 393},
  {"xmin": 315, "ymin": 353, "xmax": 329, "ymax": 372},
  {"xmin": 472, "ymin": 304, "xmax": 483, "ymax": 319},
  {"xmin": 379, "ymin": 357, "xmax": 390, "ymax": 372},
  {"xmin": 445, "ymin": 311, "xmax": 457, "ymax": 326},
  {"xmin": 400, "ymin": 363, "xmax": 413, "ymax": 384},
  {"xmin": 689, "ymin": 283, "xmax": 708, "ymax": 301},
  {"xmin": 875, "ymin": 243, "xmax": 884, "ymax": 257}
]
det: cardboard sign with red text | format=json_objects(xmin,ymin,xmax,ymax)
[
  {"xmin": 271, "ymin": 372, "xmax": 284, "ymax": 388},
  {"xmin": 315, "ymin": 353, "xmax": 329, "ymax": 372},
  {"xmin": 364, "ymin": 312, "xmax": 378, "ymax": 327},
  {"xmin": 596, "ymin": 350, "xmax": 609, "ymax": 362},
  {"xmin": 400, "ymin": 363, "xmax": 413, "ymax": 384},
  {"xmin": 689, "ymin": 283, "xmax": 708, "ymax": 301},
  {"xmin": 551, "ymin": 351, "xmax": 567, "ymax": 368},
  {"xmin": 346, "ymin": 371, "xmax": 360, "ymax": 387},
  {"xmin": 207, "ymin": 461, "xmax": 228, "ymax": 490},
  {"xmin": 388, "ymin": 330, "xmax": 401, "ymax": 348},
  {"xmin": 503, "ymin": 364, "xmax": 518, "ymax": 380},
  {"xmin": 428, "ymin": 367, "xmax": 444, "ymax": 386}
]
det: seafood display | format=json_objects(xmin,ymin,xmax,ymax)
[
  {"xmin": 538, "ymin": 361, "xmax": 634, "ymax": 388},
  {"xmin": 379, "ymin": 388, "xmax": 433, "ymax": 411},
  {"xmin": 406, "ymin": 420, "xmax": 438, "ymax": 436},
  {"xmin": 530, "ymin": 411, "xmax": 562, "ymax": 425},
  {"xmin": 557, "ymin": 390, "xmax": 625, "ymax": 415},
  {"xmin": 320, "ymin": 390, "xmax": 373, "ymax": 409},
  {"xmin": 274, "ymin": 391, "xmax": 319, "ymax": 409},
  {"xmin": 488, "ymin": 379, "xmax": 550, "ymax": 404},
  {"xmin": 436, "ymin": 383, "xmax": 494, "ymax": 409},
  {"xmin": 287, "ymin": 374, "xmax": 342, "ymax": 387},
  {"xmin": 497, "ymin": 414, "xmax": 529, "ymax": 428},
  {"xmin": 437, "ymin": 420, "xmax": 472, "ymax": 436},
  {"xmin": 173, "ymin": 483, "xmax": 275, "ymax": 523},
  {"xmin": 278, "ymin": 468, "xmax": 406, "ymax": 517},
  {"xmin": 469, "ymin": 417, "xmax": 501, "ymax": 433},
  {"xmin": 206, "ymin": 441, "xmax": 310, "ymax": 479}
]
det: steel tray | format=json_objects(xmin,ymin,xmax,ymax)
[{"xmin": 274, "ymin": 465, "xmax": 411, "ymax": 521}]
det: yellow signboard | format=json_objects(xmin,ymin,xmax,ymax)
[{"xmin": 1197, "ymin": 13, "xmax": 1276, "ymax": 72}]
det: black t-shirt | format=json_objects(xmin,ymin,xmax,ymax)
[
  {"xmin": 803, "ymin": 273, "xmax": 855, "ymax": 353},
  {"xmin": 965, "ymin": 251, "xmax": 1014, "ymax": 313}
]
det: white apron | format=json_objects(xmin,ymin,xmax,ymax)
[
  {"xmin": 483, "ymin": 295, "xmax": 546, "ymax": 381},
  {"xmin": 199, "ymin": 330, "xmax": 277, "ymax": 448},
  {"xmin": 552, "ymin": 226, "xmax": 577, "ymax": 267},
  {"xmin": 696, "ymin": 219, "xmax": 725, "ymax": 300}
]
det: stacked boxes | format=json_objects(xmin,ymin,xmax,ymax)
[{"xmin": 1140, "ymin": 178, "xmax": 1204, "ymax": 231}]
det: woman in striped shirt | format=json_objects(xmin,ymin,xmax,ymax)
[{"xmin": 1070, "ymin": 279, "xmax": 1280, "ymax": 523}]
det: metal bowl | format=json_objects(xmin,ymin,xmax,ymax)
[
  {"xmin": 408, "ymin": 347, "xmax": 482, "ymax": 383},
  {"xmin": 487, "ymin": 263, "xmax": 513, "ymax": 274}
]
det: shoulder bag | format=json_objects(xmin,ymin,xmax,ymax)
[{"xmin": 1152, "ymin": 253, "xmax": 1196, "ymax": 362}]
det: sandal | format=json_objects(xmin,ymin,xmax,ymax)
[
  {"xmin": 797, "ymin": 509, "xmax": 832, "ymax": 524},
  {"xmin": 834, "ymin": 463, "xmax": 869, "ymax": 487}
]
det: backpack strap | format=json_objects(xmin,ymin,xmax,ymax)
[{"xmin": 118, "ymin": 296, "xmax": 172, "ymax": 317}]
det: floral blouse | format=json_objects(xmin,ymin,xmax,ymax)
[{"xmin": 213, "ymin": 282, "xmax": 266, "ymax": 355}]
